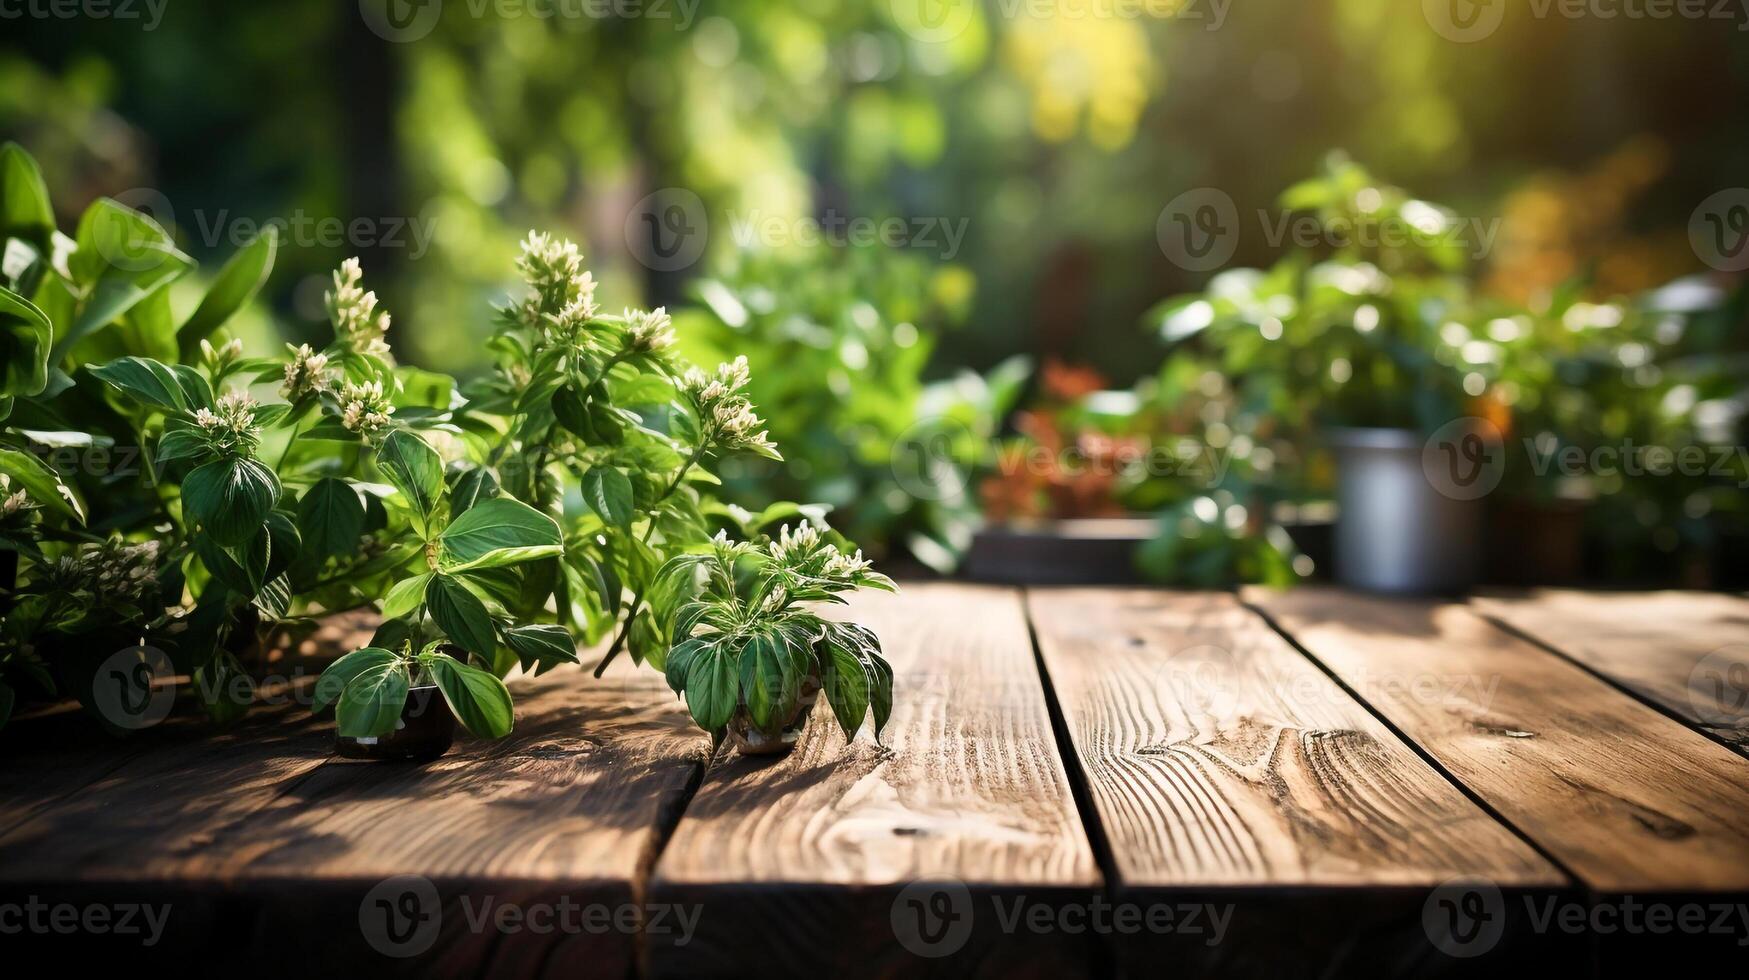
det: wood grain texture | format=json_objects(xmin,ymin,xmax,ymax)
[
  {"xmin": 0, "ymin": 704, "xmax": 331, "ymax": 878},
  {"xmin": 1246, "ymin": 586, "xmax": 1749, "ymax": 894},
  {"xmin": 1474, "ymin": 589, "xmax": 1749, "ymax": 754},
  {"xmin": 1030, "ymin": 589, "xmax": 1567, "ymax": 978},
  {"xmin": 0, "ymin": 648, "xmax": 711, "ymax": 979},
  {"xmin": 0, "ymin": 611, "xmax": 373, "ymax": 838},
  {"xmin": 650, "ymin": 584, "xmax": 1102, "ymax": 979},
  {"xmin": 0, "ymin": 706, "xmax": 164, "ymax": 838},
  {"xmin": 1030, "ymin": 589, "xmax": 1558, "ymax": 887}
]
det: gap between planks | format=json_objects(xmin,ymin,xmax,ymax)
[
  {"xmin": 646, "ymin": 583, "xmax": 1103, "ymax": 979},
  {"xmin": 1472, "ymin": 589, "xmax": 1749, "ymax": 758},
  {"xmin": 1244, "ymin": 586, "xmax": 1749, "ymax": 895},
  {"xmin": 1026, "ymin": 588, "xmax": 1573, "ymax": 977}
]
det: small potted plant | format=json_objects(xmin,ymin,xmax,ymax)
[
  {"xmin": 313, "ymin": 642, "xmax": 497, "ymax": 762},
  {"xmin": 307, "ymin": 430, "xmax": 563, "ymax": 759},
  {"xmin": 1149, "ymin": 154, "xmax": 1482, "ymax": 594},
  {"xmin": 649, "ymin": 524, "xmax": 896, "ymax": 754}
]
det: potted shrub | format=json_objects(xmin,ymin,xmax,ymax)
[
  {"xmin": 1478, "ymin": 278, "xmax": 1740, "ymax": 586},
  {"xmin": 1148, "ymin": 155, "xmax": 1484, "ymax": 594}
]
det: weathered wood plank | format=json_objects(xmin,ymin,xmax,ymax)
[
  {"xmin": 0, "ymin": 652, "xmax": 710, "ymax": 978},
  {"xmin": 0, "ymin": 612, "xmax": 374, "ymax": 837},
  {"xmin": 1245, "ymin": 586, "xmax": 1749, "ymax": 894},
  {"xmin": 1474, "ymin": 589, "xmax": 1749, "ymax": 755},
  {"xmin": 649, "ymin": 584, "xmax": 1103, "ymax": 979},
  {"xmin": 0, "ymin": 705, "xmax": 163, "ymax": 838},
  {"xmin": 0, "ymin": 704, "xmax": 331, "ymax": 878},
  {"xmin": 1030, "ymin": 588, "xmax": 1568, "ymax": 977}
]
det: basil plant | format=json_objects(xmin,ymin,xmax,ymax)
[
  {"xmin": 312, "ymin": 232, "xmax": 897, "ymax": 744},
  {"xmin": 0, "ymin": 137, "xmax": 897, "ymax": 748},
  {"xmin": 651, "ymin": 524, "xmax": 897, "ymax": 744},
  {"xmin": 1, "ymin": 140, "xmax": 292, "ymax": 728}
]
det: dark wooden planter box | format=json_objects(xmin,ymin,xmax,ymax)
[{"xmin": 963, "ymin": 518, "xmax": 1155, "ymax": 585}]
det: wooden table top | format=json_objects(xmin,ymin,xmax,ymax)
[{"xmin": 3, "ymin": 585, "xmax": 1746, "ymax": 978}]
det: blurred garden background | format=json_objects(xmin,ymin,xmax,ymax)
[{"xmin": 5, "ymin": 0, "xmax": 1747, "ymax": 587}]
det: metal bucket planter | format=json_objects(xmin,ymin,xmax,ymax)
[{"xmin": 1330, "ymin": 428, "xmax": 1481, "ymax": 595}]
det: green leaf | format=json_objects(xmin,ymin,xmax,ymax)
[
  {"xmin": 0, "ymin": 447, "xmax": 84, "ymax": 523},
  {"xmin": 176, "ymin": 226, "xmax": 277, "ymax": 360},
  {"xmin": 108, "ymin": 277, "xmax": 177, "ymax": 362},
  {"xmin": 90, "ymin": 356, "xmax": 186, "ymax": 411},
  {"xmin": 297, "ymin": 478, "xmax": 366, "ymax": 560},
  {"xmin": 0, "ymin": 143, "xmax": 54, "ymax": 247},
  {"xmin": 60, "ymin": 199, "xmax": 193, "ymax": 360},
  {"xmin": 822, "ymin": 640, "xmax": 871, "ymax": 741},
  {"xmin": 379, "ymin": 572, "xmax": 431, "ymax": 621},
  {"xmin": 155, "ymin": 422, "xmax": 206, "ymax": 468},
  {"xmin": 867, "ymin": 651, "xmax": 894, "ymax": 741},
  {"xmin": 664, "ymin": 637, "xmax": 709, "ymax": 695},
  {"xmin": 391, "ymin": 367, "xmax": 453, "ymax": 410},
  {"xmin": 550, "ymin": 384, "xmax": 594, "ymax": 440},
  {"xmin": 183, "ymin": 457, "xmax": 282, "ymax": 547},
  {"xmin": 0, "ymin": 285, "xmax": 50, "ymax": 397},
  {"xmin": 425, "ymin": 651, "xmax": 515, "ymax": 738},
  {"xmin": 194, "ymin": 527, "xmax": 270, "ymax": 597},
  {"xmin": 449, "ymin": 466, "xmax": 499, "ymax": 515},
  {"xmin": 170, "ymin": 363, "xmax": 214, "ymax": 410},
  {"xmin": 312, "ymin": 646, "xmax": 397, "ymax": 714},
  {"xmin": 375, "ymin": 429, "xmax": 443, "ymax": 532},
  {"xmin": 502, "ymin": 623, "xmax": 578, "ymax": 674},
  {"xmin": 738, "ymin": 631, "xmax": 788, "ymax": 732},
  {"xmin": 196, "ymin": 653, "xmax": 255, "ymax": 726},
  {"xmin": 684, "ymin": 643, "xmax": 738, "ymax": 733},
  {"xmin": 588, "ymin": 400, "xmax": 626, "ymax": 445},
  {"xmin": 581, "ymin": 466, "xmax": 634, "ymax": 528},
  {"xmin": 335, "ymin": 661, "xmax": 410, "ymax": 738},
  {"xmin": 254, "ymin": 573, "xmax": 293, "ymax": 619},
  {"xmin": 437, "ymin": 497, "xmax": 562, "ymax": 572},
  {"xmin": 425, "ymin": 573, "xmax": 496, "ymax": 656}
]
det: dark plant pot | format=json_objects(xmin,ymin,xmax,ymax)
[
  {"xmin": 1331, "ymin": 428, "xmax": 1480, "ymax": 595},
  {"xmin": 1278, "ymin": 503, "xmax": 1336, "ymax": 581},
  {"xmin": 334, "ymin": 685, "xmax": 456, "ymax": 762},
  {"xmin": 727, "ymin": 670, "xmax": 821, "ymax": 756},
  {"xmin": 964, "ymin": 517, "xmax": 1154, "ymax": 585},
  {"xmin": 1486, "ymin": 498, "xmax": 1587, "ymax": 586}
]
